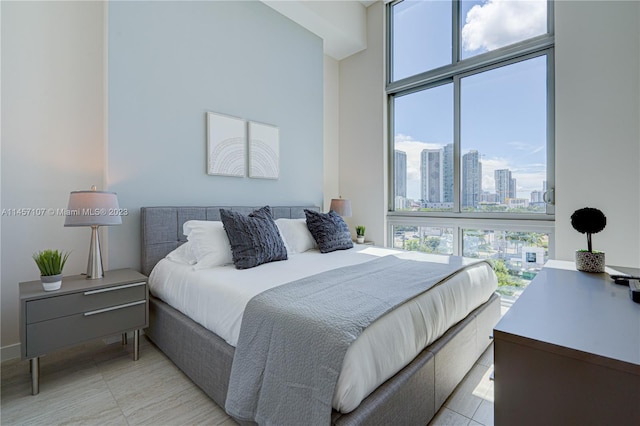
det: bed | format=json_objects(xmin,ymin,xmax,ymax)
[{"xmin": 141, "ymin": 205, "xmax": 501, "ymax": 425}]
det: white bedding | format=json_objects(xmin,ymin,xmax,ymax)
[{"xmin": 149, "ymin": 245, "xmax": 497, "ymax": 413}]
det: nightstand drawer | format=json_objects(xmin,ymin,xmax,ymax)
[
  {"xmin": 26, "ymin": 282, "xmax": 146, "ymax": 324},
  {"xmin": 25, "ymin": 300, "xmax": 146, "ymax": 358}
]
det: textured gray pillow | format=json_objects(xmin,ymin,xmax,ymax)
[
  {"xmin": 304, "ymin": 209, "xmax": 353, "ymax": 253},
  {"xmin": 220, "ymin": 206, "xmax": 288, "ymax": 269}
]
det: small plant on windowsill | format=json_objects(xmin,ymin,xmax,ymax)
[
  {"xmin": 571, "ymin": 207, "xmax": 607, "ymax": 273},
  {"xmin": 355, "ymin": 225, "xmax": 366, "ymax": 244},
  {"xmin": 33, "ymin": 249, "xmax": 70, "ymax": 291}
]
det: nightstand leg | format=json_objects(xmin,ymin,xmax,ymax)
[
  {"xmin": 133, "ymin": 329, "xmax": 140, "ymax": 361},
  {"xmin": 121, "ymin": 332, "xmax": 128, "ymax": 345},
  {"xmin": 30, "ymin": 357, "xmax": 40, "ymax": 395}
]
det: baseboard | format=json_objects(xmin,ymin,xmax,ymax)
[{"xmin": 1, "ymin": 343, "xmax": 21, "ymax": 362}]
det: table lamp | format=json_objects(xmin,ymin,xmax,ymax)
[
  {"xmin": 329, "ymin": 198, "xmax": 352, "ymax": 217},
  {"xmin": 64, "ymin": 186, "xmax": 122, "ymax": 279}
]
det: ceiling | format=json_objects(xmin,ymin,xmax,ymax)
[{"xmin": 262, "ymin": 1, "xmax": 373, "ymax": 60}]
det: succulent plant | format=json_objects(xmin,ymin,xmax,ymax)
[
  {"xmin": 33, "ymin": 249, "xmax": 70, "ymax": 276},
  {"xmin": 355, "ymin": 225, "xmax": 366, "ymax": 236}
]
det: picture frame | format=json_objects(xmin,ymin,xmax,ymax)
[
  {"xmin": 248, "ymin": 121, "xmax": 279, "ymax": 179},
  {"xmin": 207, "ymin": 112, "xmax": 246, "ymax": 177}
]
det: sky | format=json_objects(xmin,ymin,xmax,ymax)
[{"xmin": 392, "ymin": 0, "xmax": 548, "ymax": 201}]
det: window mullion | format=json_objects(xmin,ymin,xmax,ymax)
[
  {"xmin": 387, "ymin": 95, "xmax": 396, "ymax": 212},
  {"xmin": 453, "ymin": 224, "xmax": 462, "ymax": 256},
  {"xmin": 453, "ymin": 75, "xmax": 461, "ymax": 213},
  {"xmin": 452, "ymin": 0, "xmax": 460, "ymax": 64},
  {"xmin": 545, "ymin": 49, "xmax": 556, "ymax": 216},
  {"xmin": 548, "ymin": 0, "xmax": 555, "ymax": 36},
  {"xmin": 386, "ymin": 0, "xmax": 395, "ymax": 86}
]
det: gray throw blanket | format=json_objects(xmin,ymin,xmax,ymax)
[{"xmin": 225, "ymin": 255, "xmax": 485, "ymax": 425}]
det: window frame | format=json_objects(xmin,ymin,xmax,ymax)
[
  {"xmin": 386, "ymin": 0, "xmax": 555, "ymax": 223},
  {"xmin": 387, "ymin": 215, "xmax": 556, "ymax": 261}
]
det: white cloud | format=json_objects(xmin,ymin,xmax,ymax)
[
  {"xmin": 479, "ymin": 157, "xmax": 545, "ymax": 196},
  {"xmin": 483, "ymin": 159, "xmax": 546, "ymax": 197},
  {"xmin": 461, "ymin": 0, "xmax": 546, "ymax": 53},
  {"xmin": 512, "ymin": 172, "xmax": 546, "ymax": 195},
  {"xmin": 507, "ymin": 141, "xmax": 545, "ymax": 155},
  {"xmin": 511, "ymin": 163, "xmax": 546, "ymax": 196}
]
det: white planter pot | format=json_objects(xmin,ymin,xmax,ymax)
[
  {"xmin": 356, "ymin": 236, "xmax": 365, "ymax": 244},
  {"xmin": 41, "ymin": 274, "xmax": 62, "ymax": 291},
  {"xmin": 575, "ymin": 251, "xmax": 605, "ymax": 273}
]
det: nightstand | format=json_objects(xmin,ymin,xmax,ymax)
[{"xmin": 19, "ymin": 268, "xmax": 148, "ymax": 395}]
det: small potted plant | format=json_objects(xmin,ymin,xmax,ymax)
[
  {"xmin": 33, "ymin": 249, "xmax": 70, "ymax": 291},
  {"xmin": 570, "ymin": 207, "xmax": 606, "ymax": 273},
  {"xmin": 355, "ymin": 225, "xmax": 366, "ymax": 244}
]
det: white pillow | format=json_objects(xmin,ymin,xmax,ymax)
[
  {"xmin": 275, "ymin": 218, "xmax": 317, "ymax": 254},
  {"xmin": 183, "ymin": 220, "xmax": 233, "ymax": 269},
  {"xmin": 166, "ymin": 242, "xmax": 197, "ymax": 265}
]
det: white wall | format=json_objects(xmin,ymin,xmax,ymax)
[
  {"xmin": 555, "ymin": 1, "xmax": 640, "ymax": 266},
  {"xmin": 339, "ymin": 1, "xmax": 387, "ymax": 244},
  {"xmin": 0, "ymin": 0, "xmax": 325, "ymax": 357},
  {"xmin": 324, "ymin": 55, "xmax": 340, "ymax": 211},
  {"xmin": 106, "ymin": 1, "xmax": 324, "ymax": 271},
  {"xmin": 1, "ymin": 1, "xmax": 105, "ymax": 354}
]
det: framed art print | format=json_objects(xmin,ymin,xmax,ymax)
[
  {"xmin": 248, "ymin": 121, "xmax": 279, "ymax": 179},
  {"xmin": 207, "ymin": 112, "xmax": 246, "ymax": 177}
]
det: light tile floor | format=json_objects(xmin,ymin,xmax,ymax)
[
  {"xmin": 1, "ymin": 337, "xmax": 495, "ymax": 426},
  {"xmin": 430, "ymin": 344, "xmax": 494, "ymax": 426}
]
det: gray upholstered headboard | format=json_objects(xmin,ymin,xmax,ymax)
[{"xmin": 140, "ymin": 206, "xmax": 320, "ymax": 276}]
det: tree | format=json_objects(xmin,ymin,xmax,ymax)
[
  {"xmin": 492, "ymin": 259, "xmax": 524, "ymax": 288},
  {"xmin": 424, "ymin": 237, "xmax": 441, "ymax": 253},
  {"xmin": 405, "ymin": 240, "xmax": 421, "ymax": 252}
]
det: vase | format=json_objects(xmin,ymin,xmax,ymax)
[
  {"xmin": 356, "ymin": 236, "xmax": 365, "ymax": 244},
  {"xmin": 41, "ymin": 274, "xmax": 62, "ymax": 291},
  {"xmin": 575, "ymin": 251, "xmax": 605, "ymax": 273}
]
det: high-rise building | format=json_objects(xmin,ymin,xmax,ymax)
[
  {"xmin": 442, "ymin": 143, "xmax": 454, "ymax": 203},
  {"xmin": 531, "ymin": 190, "xmax": 544, "ymax": 203},
  {"xmin": 395, "ymin": 150, "xmax": 407, "ymax": 198},
  {"xmin": 495, "ymin": 169, "xmax": 516, "ymax": 204},
  {"xmin": 421, "ymin": 149, "xmax": 442, "ymax": 203},
  {"xmin": 462, "ymin": 150, "xmax": 482, "ymax": 208},
  {"xmin": 480, "ymin": 191, "xmax": 498, "ymax": 203}
]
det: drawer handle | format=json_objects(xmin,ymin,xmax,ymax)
[
  {"xmin": 84, "ymin": 300, "xmax": 146, "ymax": 316},
  {"xmin": 84, "ymin": 281, "xmax": 146, "ymax": 296}
]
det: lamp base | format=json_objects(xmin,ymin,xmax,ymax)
[{"xmin": 86, "ymin": 225, "xmax": 104, "ymax": 279}]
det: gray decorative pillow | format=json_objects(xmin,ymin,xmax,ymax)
[
  {"xmin": 304, "ymin": 209, "xmax": 353, "ymax": 253},
  {"xmin": 220, "ymin": 206, "xmax": 288, "ymax": 269}
]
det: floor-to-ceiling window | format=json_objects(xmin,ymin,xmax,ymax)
[{"xmin": 387, "ymin": 0, "xmax": 554, "ymax": 303}]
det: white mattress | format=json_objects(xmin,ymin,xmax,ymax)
[{"xmin": 149, "ymin": 245, "xmax": 497, "ymax": 413}]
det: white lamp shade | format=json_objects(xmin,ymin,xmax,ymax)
[
  {"xmin": 329, "ymin": 198, "xmax": 352, "ymax": 217},
  {"xmin": 64, "ymin": 190, "xmax": 122, "ymax": 227}
]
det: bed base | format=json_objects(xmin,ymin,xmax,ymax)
[
  {"xmin": 140, "ymin": 205, "xmax": 501, "ymax": 425},
  {"xmin": 146, "ymin": 292, "xmax": 500, "ymax": 425}
]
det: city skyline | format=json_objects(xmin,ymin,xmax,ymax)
[
  {"xmin": 394, "ymin": 135, "xmax": 546, "ymax": 202},
  {"xmin": 395, "ymin": 144, "xmax": 547, "ymax": 210}
]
